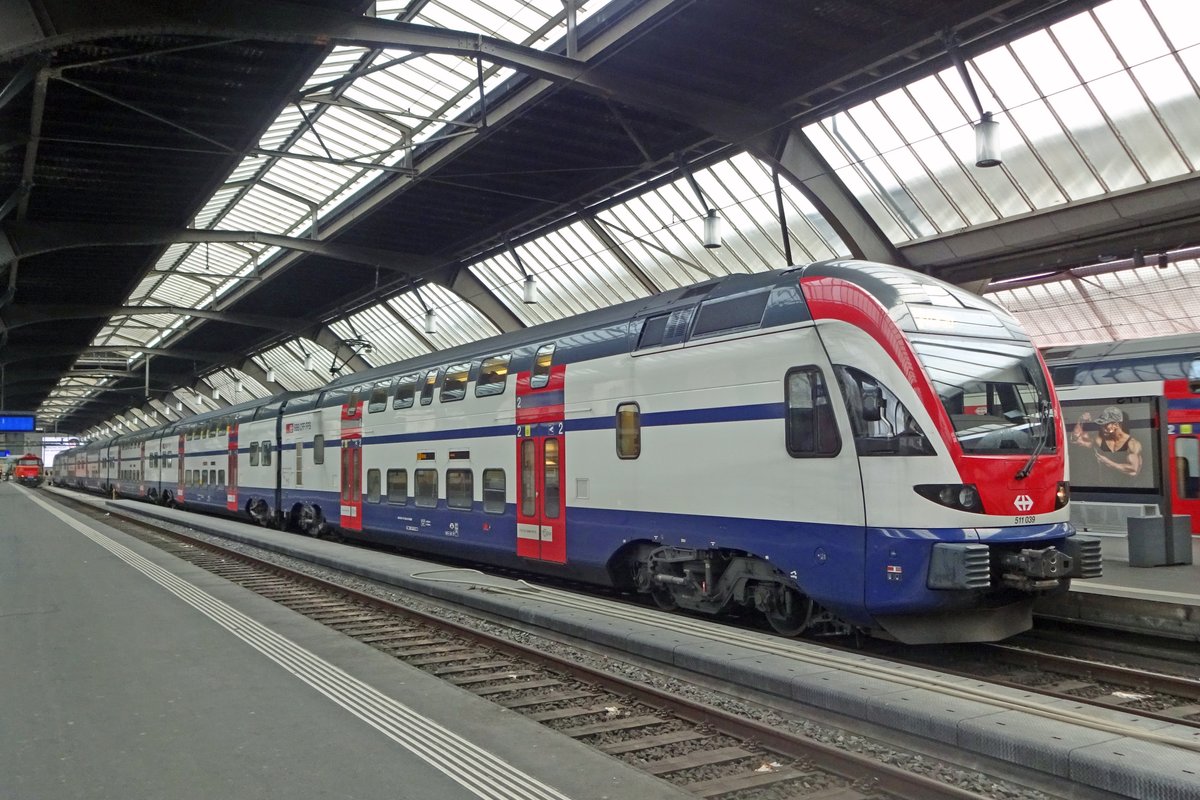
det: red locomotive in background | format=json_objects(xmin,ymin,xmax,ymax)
[{"xmin": 10, "ymin": 453, "xmax": 45, "ymax": 487}]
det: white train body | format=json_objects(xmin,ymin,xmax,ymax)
[{"xmin": 56, "ymin": 261, "xmax": 1101, "ymax": 643}]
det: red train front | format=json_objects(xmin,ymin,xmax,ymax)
[{"xmin": 11, "ymin": 453, "xmax": 44, "ymax": 487}]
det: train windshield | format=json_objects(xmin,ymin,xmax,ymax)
[{"xmin": 911, "ymin": 337, "xmax": 1057, "ymax": 455}]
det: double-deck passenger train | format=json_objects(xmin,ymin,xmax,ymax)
[{"xmin": 53, "ymin": 260, "xmax": 1101, "ymax": 643}]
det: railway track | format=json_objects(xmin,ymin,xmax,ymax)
[
  {"xmin": 881, "ymin": 641, "xmax": 1200, "ymax": 730},
  {"xmin": 66, "ymin": 498, "xmax": 989, "ymax": 800}
]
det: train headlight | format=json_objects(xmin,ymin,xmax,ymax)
[
  {"xmin": 1055, "ymin": 481, "xmax": 1070, "ymax": 509},
  {"xmin": 915, "ymin": 483, "xmax": 984, "ymax": 513}
]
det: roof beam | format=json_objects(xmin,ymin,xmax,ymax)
[
  {"xmin": 3, "ymin": 0, "xmax": 588, "ymax": 83},
  {"xmin": 1, "ymin": 222, "xmax": 442, "ymax": 275},
  {"xmin": 1, "ymin": 345, "xmax": 230, "ymax": 367},
  {"xmin": 3, "ymin": 303, "xmax": 306, "ymax": 334},
  {"xmin": 752, "ymin": 125, "xmax": 903, "ymax": 265}
]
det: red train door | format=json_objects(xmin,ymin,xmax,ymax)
[
  {"xmin": 1166, "ymin": 381, "xmax": 1200, "ymax": 534},
  {"xmin": 340, "ymin": 394, "xmax": 363, "ymax": 532},
  {"xmin": 227, "ymin": 423, "xmax": 239, "ymax": 511},
  {"xmin": 516, "ymin": 431, "xmax": 566, "ymax": 563},
  {"xmin": 515, "ymin": 346, "xmax": 566, "ymax": 563}
]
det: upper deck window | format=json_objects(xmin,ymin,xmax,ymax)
[
  {"xmin": 531, "ymin": 344, "xmax": 555, "ymax": 389},
  {"xmin": 441, "ymin": 363, "xmax": 470, "ymax": 402},
  {"xmin": 691, "ymin": 289, "xmax": 770, "ymax": 338},
  {"xmin": 476, "ymin": 354, "xmax": 510, "ymax": 397},
  {"xmin": 420, "ymin": 369, "xmax": 441, "ymax": 405},
  {"xmin": 393, "ymin": 374, "xmax": 418, "ymax": 409}
]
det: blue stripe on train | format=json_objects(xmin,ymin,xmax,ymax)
[{"xmin": 267, "ymin": 489, "xmax": 1071, "ymax": 627}]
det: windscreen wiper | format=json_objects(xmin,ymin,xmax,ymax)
[{"xmin": 1015, "ymin": 401, "xmax": 1049, "ymax": 480}]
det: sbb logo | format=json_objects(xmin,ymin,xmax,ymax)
[{"xmin": 1013, "ymin": 494, "xmax": 1033, "ymax": 512}]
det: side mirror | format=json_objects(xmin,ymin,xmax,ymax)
[{"xmin": 862, "ymin": 384, "xmax": 884, "ymax": 422}]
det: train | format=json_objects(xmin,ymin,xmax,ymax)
[
  {"xmin": 10, "ymin": 453, "xmax": 45, "ymax": 487},
  {"xmin": 1043, "ymin": 332, "xmax": 1200, "ymax": 534},
  {"xmin": 52, "ymin": 259, "xmax": 1102, "ymax": 644}
]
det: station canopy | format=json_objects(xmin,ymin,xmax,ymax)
[{"xmin": 1, "ymin": 0, "xmax": 1196, "ymax": 437}]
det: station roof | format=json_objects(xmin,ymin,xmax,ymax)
[{"xmin": 2, "ymin": 0, "xmax": 1198, "ymax": 436}]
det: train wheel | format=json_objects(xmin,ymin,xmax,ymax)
[
  {"xmin": 248, "ymin": 499, "xmax": 271, "ymax": 526},
  {"xmin": 296, "ymin": 504, "xmax": 322, "ymax": 536},
  {"xmin": 649, "ymin": 585, "xmax": 678, "ymax": 611},
  {"xmin": 763, "ymin": 586, "xmax": 812, "ymax": 637}
]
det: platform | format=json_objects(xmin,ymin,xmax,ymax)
[
  {"xmin": 0, "ymin": 483, "xmax": 691, "ymax": 800},
  {"xmin": 1034, "ymin": 530, "xmax": 1200, "ymax": 640}
]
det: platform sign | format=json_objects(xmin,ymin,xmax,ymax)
[
  {"xmin": 0, "ymin": 413, "xmax": 35, "ymax": 432},
  {"xmin": 0, "ymin": 449, "xmax": 8, "ymax": 457}
]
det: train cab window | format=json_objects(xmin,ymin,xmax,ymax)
[
  {"xmin": 531, "ymin": 344, "xmax": 555, "ymax": 389},
  {"xmin": 616, "ymin": 403, "xmax": 641, "ymax": 459},
  {"xmin": 261, "ymin": 440, "xmax": 272, "ymax": 466},
  {"xmin": 1176, "ymin": 437, "xmax": 1200, "ymax": 499},
  {"xmin": 313, "ymin": 434, "xmax": 325, "ymax": 465},
  {"xmin": 482, "ymin": 468, "xmax": 505, "ymax": 514},
  {"xmin": 250, "ymin": 441, "xmax": 260, "ymax": 466},
  {"xmin": 415, "ymin": 468, "xmax": 438, "ymax": 507},
  {"xmin": 785, "ymin": 367, "xmax": 840, "ymax": 457},
  {"xmin": 368, "ymin": 382, "xmax": 391, "ymax": 413},
  {"xmin": 387, "ymin": 469, "xmax": 408, "ymax": 504},
  {"xmin": 441, "ymin": 364, "xmax": 470, "ymax": 403},
  {"xmin": 476, "ymin": 354, "xmax": 511, "ymax": 397},
  {"xmin": 446, "ymin": 469, "xmax": 473, "ymax": 509},
  {"xmin": 420, "ymin": 369, "xmax": 441, "ymax": 406},
  {"xmin": 833, "ymin": 365, "xmax": 935, "ymax": 456},
  {"xmin": 366, "ymin": 468, "xmax": 382, "ymax": 503}
]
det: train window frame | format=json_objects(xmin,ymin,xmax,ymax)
[
  {"xmin": 392, "ymin": 374, "xmax": 419, "ymax": 409},
  {"xmin": 386, "ymin": 468, "xmax": 408, "ymax": 504},
  {"xmin": 414, "ymin": 468, "xmax": 438, "ymax": 507},
  {"xmin": 482, "ymin": 468, "xmax": 505, "ymax": 514},
  {"xmin": 616, "ymin": 403, "xmax": 641, "ymax": 459},
  {"xmin": 366, "ymin": 468, "xmax": 382, "ymax": 503},
  {"xmin": 531, "ymin": 344, "xmax": 555, "ymax": 389},
  {"xmin": 367, "ymin": 381, "xmax": 391, "ymax": 413},
  {"xmin": 260, "ymin": 440, "xmax": 272, "ymax": 466},
  {"xmin": 313, "ymin": 434, "xmax": 325, "ymax": 465},
  {"xmin": 218, "ymin": 469, "xmax": 225, "ymax": 485},
  {"xmin": 691, "ymin": 288, "xmax": 771, "ymax": 339},
  {"xmin": 476, "ymin": 354, "xmax": 511, "ymax": 397},
  {"xmin": 249, "ymin": 441, "xmax": 260, "ymax": 466},
  {"xmin": 441, "ymin": 363, "xmax": 471, "ymax": 403},
  {"xmin": 785, "ymin": 366, "xmax": 841, "ymax": 458},
  {"xmin": 833, "ymin": 365, "xmax": 935, "ymax": 457},
  {"xmin": 420, "ymin": 369, "xmax": 441, "ymax": 406},
  {"xmin": 446, "ymin": 468, "xmax": 473, "ymax": 509}
]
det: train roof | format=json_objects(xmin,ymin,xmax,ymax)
[
  {"xmin": 321, "ymin": 266, "xmax": 806, "ymax": 393},
  {"xmin": 1042, "ymin": 331, "xmax": 1200, "ymax": 385}
]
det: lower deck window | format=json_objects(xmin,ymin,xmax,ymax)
[
  {"xmin": 447, "ymin": 469, "xmax": 473, "ymax": 509},
  {"xmin": 367, "ymin": 468, "xmax": 381, "ymax": 503},
  {"xmin": 482, "ymin": 468, "xmax": 505, "ymax": 514},
  {"xmin": 387, "ymin": 469, "xmax": 407, "ymax": 504},
  {"xmin": 415, "ymin": 468, "xmax": 438, "ymax": 507}
]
